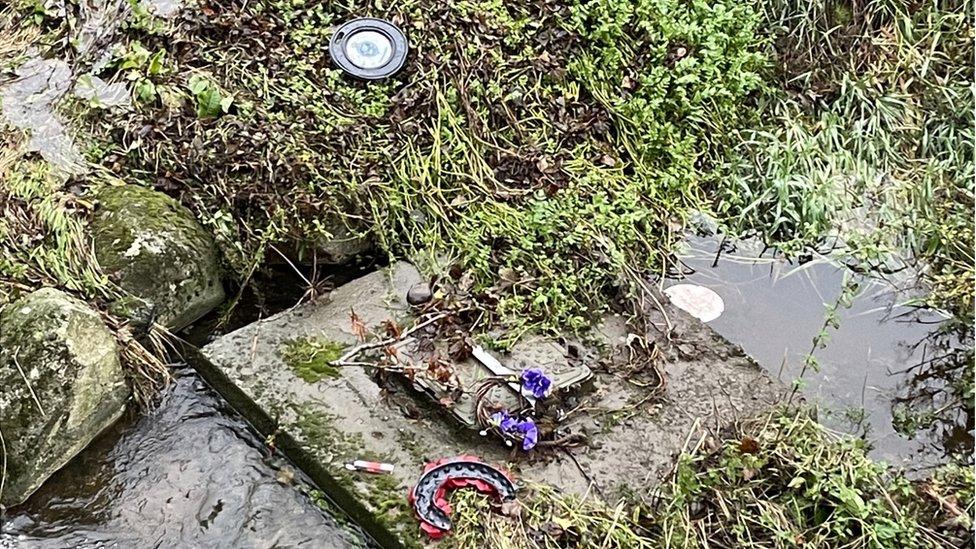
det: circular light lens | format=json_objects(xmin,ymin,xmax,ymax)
[
  {"xmin": 330, "ymin": 18, "xmax": 408, "ymax": 80},
  {"xmin": 344, "ymin": 30, "xmax": 394, "ymax": 70}
]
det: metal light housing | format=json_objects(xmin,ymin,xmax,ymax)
[{"xmin": 329, "ymin": 18, "xmax": 408, "ymax": 80}]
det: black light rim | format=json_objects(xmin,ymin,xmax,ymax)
[{"xmin": 329, "ymin": 18, "xmax": 408, "ymax": 80}]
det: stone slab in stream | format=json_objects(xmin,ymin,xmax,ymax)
[{"xmin": 199, "ymin": 261, "xmax": 784, "ymax": 546}]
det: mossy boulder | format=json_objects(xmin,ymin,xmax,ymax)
[
  {"xmin": 91, "ymin": 184, "xmax": 224, "ymax": 331},
  {"xmin": 0, "ymin": 288, "xmax": 129, "ymax": 507}
]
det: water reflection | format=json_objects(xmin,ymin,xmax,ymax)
[
  {"xmin": 669, "ymin": 235, "xmax": 974, "ymax": 469},
  {"xmin": 892, "ymin": 322, "xmax": 974, "ymax": 462}
]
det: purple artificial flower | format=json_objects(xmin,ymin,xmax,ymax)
[
  {"xmin": 490, "ymin": 410, "xmax": 539, "ymax": 451},
  {"xmin": 516, "ymin": 418, "xmax": 538, "ymax": 451},
  {"xmin": 490, "ymin": 410, "xmax": 519, "ymax": 432},
  {"xmin": 521, "ymin": 368, "xmax": 552, "ymax": 400}
]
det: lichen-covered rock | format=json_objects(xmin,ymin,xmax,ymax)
[
  {"xmin": 91, "ymin": 184, "xmax": 224, "ymax": 331},
  {"xmin": 0, "ymin": 288, "xmax": 129, "ymax": 507}
]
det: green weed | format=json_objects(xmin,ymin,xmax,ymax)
[
  {"xmin": 447, "ymin": 409, "xmax": 974, "ymax": 548},
  {"xmin": 716, "ymin": 0, "xmax": 974, "ymax": 320},
  {"xmin": 56, "ymin": 0, "xmax": 767, "ymax": 339},
  {"xmin": 187, "ymin": 74, "xmax": 233, "ymax": 118}
]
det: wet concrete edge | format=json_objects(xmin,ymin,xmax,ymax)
[{"xmin": 181, "ymin": 343, "xmax": 404, "ymax": 549}]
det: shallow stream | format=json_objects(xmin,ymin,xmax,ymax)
[
  {"xmin": 1, "ymin": 0, "xmax": 970, "ymax": 543},
  {"xmin": 1, "ymin": 365, "xmax": 370, "ymax": 548},
  {"xmin": 2, "ymin": 235, "xmax": 971, "ymax": 545},
  {"xmin": 670, "ymin": 235, "xmax": 973, "ymax": 471}
]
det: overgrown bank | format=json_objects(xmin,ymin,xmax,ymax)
[
  {"xmin": 31, "ymin": 0, "xmax": 768, "ymax": 338},
  {"xmin": 716, "ymin": 0, "xmax": 974, "ymax": 322},
  {"xmin": 445, "ymin": 409, "xmax": 974, "ymax": 548},
  {"xmin": 8, "ymin": 0, "xmax": 970, "ymax": 333}
]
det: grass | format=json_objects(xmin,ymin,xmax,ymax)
[
  {"xmin": 0, "ymin": 7, "xmax": 168, "ymax": 401},
  {"xmin": 714, "ymin": 0, "xmax": 974, "ymax": 451},
  {"xmin": 448, "ymin": 480, "xmax": 650, "ymax": 549},
  {"xmin": 20, "ymin": 0, "xmax": 971, "ymax": 332},
  {"xmin": 35, "ymin": 0, "xmax": 970, "ymax": 336},
  {"xmin": 47, "ymin": 0, "xmax": 768, "ymax": 340},
  {"xmin": 2, "ymin": 0, "xmax": 973, "ymax": 544},
  {"xmin": 446, "ymin": 409, "xmax": 975, "ymax": 549},
  {"xmin": 714, "ymin": 0, "xmax": 974, "ymax": 321}
]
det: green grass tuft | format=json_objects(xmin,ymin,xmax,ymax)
[
  {"xmin": 447, "ymin": 409, "xmax": 974, "ymax": 548},
  {"xmin": 715, "ymin": 0, "xmax": 974, "ymax": 320}
]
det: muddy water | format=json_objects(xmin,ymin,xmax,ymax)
[
  {"xmin": 670, "ymin": 235, "xmax": 973, "ymax": 470},
  {"xmin": 0, "ymin": 366, "xmax": 370, "ymax": 548}
]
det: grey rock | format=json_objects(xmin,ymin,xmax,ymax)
[
  {"xmin": 273, "ymin": 214, "xmax": 374, "ymax": 266},
  {"xmin": 309, "ymin": 216, "xmax": 374, "ymax": 265},
  {"xmin": 406, "ymin": 282, "xmax": 432, "ymax": 305},
  {"xmin": 91, "ymin": 184, "xmax": 225, "ymax": 331},
  {"xmin": 0, "ymin": 288, "xmax": 129, "ymax": 507}
]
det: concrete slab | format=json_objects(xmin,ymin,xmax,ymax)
[{"xmin": 197, "ymin": 261, "xmax": 785, "ymax": 547}]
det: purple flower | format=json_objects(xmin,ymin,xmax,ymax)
[
  {"xmin": 490, "ymin": 411, "xmax": 539, "ymax": 451},
  {"xmin": 490, "ymin": 411, "xmax": 519, "ymax": 432},
  {"xmin": 516, "ymin": 418, "xmax": 538, "ymax": 450},
  {"xmin": 521, "ymin": 368, "xmax": 552, "ymax": 400}
]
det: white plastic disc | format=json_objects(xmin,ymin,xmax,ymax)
[{"xmin": 663, "ymin": 284, "xmax": 725, "ymax": 322}]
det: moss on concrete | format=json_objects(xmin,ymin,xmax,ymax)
[
  {"xmin": 290, "ymin": 404, "xmax": 422, "ymax": 548},
  {"xmin": 395, "ymin": 430, "xmax": 429, "ymax": 463},
  {"xmin": 279, "ymin": 337, "xmax": 345, "ymax": 383}
]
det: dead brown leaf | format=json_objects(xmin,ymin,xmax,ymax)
[
  {"xmin": 426, "ymin": 354, "xmax": 455, "ymax": 384},
  {"xmin": 739, "ymin": 436, "xmax": 760, "ymax": 454},
  {"xmin": 382, "ymin": 319, "xmax": 402, "ymax": 338},
  {"xmin": 350, "ymin": 308, "xmax": 368, "ymax": 342},
  {"xmin": 448, "ymin": 335, "xmax": 473, "ymax": 361}
]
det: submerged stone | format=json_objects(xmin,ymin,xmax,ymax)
[
  {"xmin": 199, "ymin": 262, "xmax": 785, "ymax": 546},
  {"xmin": 0, "ymin": 288, "xmax": 129, "ymax": 507},
  {"xmin": 91, "ymin": 184, "xmax": 225, "ymax": 331}
]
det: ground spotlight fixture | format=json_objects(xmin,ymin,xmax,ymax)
[{"xmin": 329, "ymin": 18, "xmax": 408, "ymax": 80}]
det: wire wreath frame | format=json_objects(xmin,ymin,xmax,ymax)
[{"xmin": 472, "ymin": 376, "xmax": 587, "ymax": 450}]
